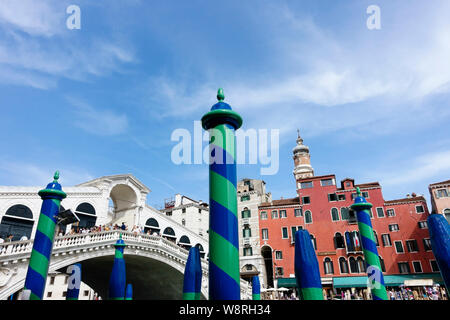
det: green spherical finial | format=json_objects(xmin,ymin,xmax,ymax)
[
  {"xmin": 356, "ymin": 187, "xmax": 361, "ymax": 197},
  {"xmin": 53, "ymin": 171, "xmax": 60, "ymax": 182},
  {"xmin": 217, "ymin": 88, "xmax": 225, "ymax": 102}
]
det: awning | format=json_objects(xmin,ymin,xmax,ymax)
[
  {"xmin": 333, "ymin": 274, "xmax": 444, "ymax": 288},
  {"xmin": 276, "ymin": 278, "xmax": 297, "ymax": 288}
]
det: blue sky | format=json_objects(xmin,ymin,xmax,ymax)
[{"xmin": 0, "ymin": 0, "xmax": 449, "ymax": 209}]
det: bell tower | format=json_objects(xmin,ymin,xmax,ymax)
[{"xmin": 292, "ymin": 129, "xmax": 314, "ymax": 180}]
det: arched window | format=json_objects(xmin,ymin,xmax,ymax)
[
  {"xmin": 74, "ymin": 202, "xmax": 97, "ymax": 230},
  {"xmin": 163, "ymin": 227, "xmax": 176, "ymax": 242},
  {"xmin": 444, "ymin": 209, "xmax": 450, "ymax": 223},
  {"xmin": 357, "ymin": 257, "xmax": 366, "ymax": 273},
  {"xmin": 331, "ymin": 208, "xmax": 339, "ymax": 221},
  {"xmin": 349, "ymin": 257, "xmax": 358, "ymax": 273},
  {"xmin": 310, "ymin": 234, "xmax": 317, "ymax": 250},
  {"xmin": 1, "ymin": 204, "xmax": 34, "ymax": 241},
  {"xmin": 345, "ymin": 231, "xmax": 354, "ymax": 252},
  {"xmin": 339, "ymin": 257, "xmax": 349, "ymax": 274},
  {"xmin": 144, "ymin": 218, "xmax": 160, "ymax": 235},
  {"xmin": 195, "ymin": 243, "xmax": 205, "ymax": 258},
  {"xmin": 242, "ymin": 207, "xmax": 251, "ymax": 218},
  {"xmin": 341, "ymin": 207, "xmax": 349, "ymax": 220},
  {"xmin": 305, "ymin": 210, "xmax": 312, "ymax": 224},
  {"xmin": 334, "ymin": 232, "xmax": 345, "ymax": 249},
  {"xmin": 323, "ymin": 257, "xmax": 334, "ymax": 274},
  {"xmin": 179, "ymin": 235, "xmax": 191, "ymax": 245}
]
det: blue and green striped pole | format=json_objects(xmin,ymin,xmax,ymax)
[
  {"xmin": 202, "ymin": 88, "xmax": 243, "ymax": 300},
  {"xmin": 294, "ymin": 229, "xmax": 323, "ymax": 300},
  {"xmin": 252, "ymin": 276, "xmax": 261, "ymax": 300},
  {"xmin": 427, "ymin": 214, "xmax": 450, "ymax": 291},
  {"xmin": 183, "ymin": 246, "xmax": 202, "ymax": 300},
  {"xmin": 66, "ymin": 263, "xmax": 82, "ymax": 300},
  {"xmin": 24, "ymin": 171, "xmax": 67, "ymax": 300},
  {"xmin": 125, "ymin": 284, "xmax": 133, "ymax": 300},
  {"xmin": 108, "ymin": 234, "xmax": 127, "ymax": 300},
  {"xmin": 351, "ymin": 187, "xmax": 388, "ymax": 300}
]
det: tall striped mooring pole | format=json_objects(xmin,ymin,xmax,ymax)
[
  {"xmin": 24, "ymin": 171, "xmax": 67, "ymax": 300},
  {"xmin": 351, "ymin": 187, "xmax": 388, "ymax": 300},
  {"xmin": 183, "ymin": 246, "xmax": 202, "ymax": 300},
  {"xmin": 108, "ymin": 234, "xmax": 127, "ymax": 300},
  {"xmin": 201, "ymin": 88, "xmax": 243, "ymax": 300},
  {"xmin": 427, "ymin": 214, "xmax": 450, "ymax": 291}
]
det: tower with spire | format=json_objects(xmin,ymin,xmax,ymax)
[{"xmin": 292, "ymin": 129, "xmax": 314, "ymax": 180}]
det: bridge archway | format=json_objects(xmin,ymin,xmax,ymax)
[{"xmin": 109, "ymin": 184, "xmax": 138, "ymax": 227}]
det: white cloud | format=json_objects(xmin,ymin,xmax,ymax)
[
  {"xmin": 67, "ymin": 98, "xmax": 129, "ymax": 136},
  {"xmin": 0, "ymin": 160, "xmax": 94, "ymax": 186}
]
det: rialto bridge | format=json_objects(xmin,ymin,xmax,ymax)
[{"xmin": 0, "ymin": 174, "xmax": 252, "ymax": 300}]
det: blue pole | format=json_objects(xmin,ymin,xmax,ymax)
[
  {"xmin": 427, "ymin": 214, "xmax": 450, "ymax": 291},
  {"xmin": 294, "ymin": 229, "xmax": 323, "ymax": 300},
  {"xmin": 183, "ymin": 246, "xmax": 202, "ymax": 300},
  {"xmin": 108, "ymin": 234, "xmax": 127, "ymax": 300},
  {"xmin": 252, "ymin": 276, "xmax": 261, "ymax": 300}
]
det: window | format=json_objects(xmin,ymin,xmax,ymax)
[
  {"xmin": 310, "ymin": 234, "xmax": 317, "ymax": 250},
  {"xmin": 323, "ymin": 258, "xmax": 334, "ymax": 274},
  {"xmin": 351, "ymin": 193, "xmax": 358, "ymax": 200},
  {"xmin": 437, "ymin": 189, "xmax": 448, "ymax": 198},
  {"xmin": 321, "ymin": 178, "xmax": 334, "ymax": 186},
  {"xmin": 182, "ymin": 219, "xmax": 186, "ymax": 226},
  {"xmin": 415, "ymin": 205, "xmax": 425, "ymax": 214},
  {"xmin": 398, "ymin": 262, "xmax": 410, "ymax": 274},
  {"xmin": 412, "ymin": 261, "xmax": 423, "ymax": 273},
  {"xmin": 276, "ymin": 267, "xmax": 284, "ymax": 276},
  {"xmin": 373, "ymin": 231, "xmax": 379, "ymax": 246},
  {"xmin": 271, "ymin": 210, "xmax": 279, "ymax": 219},
  {"xmin": 362, "ymin": 191, "xmax": 369, "ymax": 198},
  {"xmin": 198, "ymin": 208, "xmax": 202, "ymax": 213},
  {"xmin": 241, "ymin": 209, "xmax": 251, "ymax": 218},
  {"xmin": 47, "ymin": 292, "xmax": 52, "ymax": 298},
  {"xmin": 275, "ymin": 251, "xmax": 283, "ymax": 260},
  {"xmin": 356, "ymin": 257, "xmax": 366, "ymax": 273},
  {"xmin": 262, "ymin": 229, "xmax": 269, "ymax": 240},
  {"xmin": 243, "ymin": 247, "xmax": 253, "ymax": 256},
  {"xmin": 260, "ymin": 211, "xmax": 268, "ymax": 220},
  {"xmin": 62, "ymin": 291, "xmax": 67, "ymax": 297},
  {"xmin": 241, "ymin": 195, "xmax": 250, "ymax": 202},
  {"xmin": 280, "ymin": 210, "xmax": 287, "ymax": 218},
  {"xmin": 430, "ymin": 260, "xmax": 440, "ymax": 272},
  {"xmin": 291, "ymin": 226, "xmax": 297, "ymax": 241},
  {"xmin": 338, "ymin": 194, "xmax": 346, "ymax": 201},
  {"xmin": 386, "ymin": 209, "xmax": 395, "ymax": 217},
  {"xmin": 341, "ymin": 207, "xmax": 349, "ymax": 220},
  {"xmin": 166, "ymin": 211, "xmax": 172, "ymax": 217},
  {"xmin": 328, "ymin": 193, "xmax": 338, "ymax": 202},
  {"xmin": 302, "ymin": 196, "xmax": 311, "ymax": 205},
  {"xmin": 64, "ymin": 276, "xmax": 68, "ymax": 284},
  {"xmin": 294, "ymin": 208, "xmax": 302, "ymax": 217},
  {"xmin": 300, "ymin": 181, "xmax": 313, "ymax": 189},
  {"xmin": 389, "ymin": 224, "xmax": 399, "ymax": 232},
  {"xmin": 304, "ymin": 210, "xmax": 312, "ymax": 224},
  {"xmin": 281, "ymin": 227, "xmax": 288, "ymax": 239},
  {"xmin": 182, "ymin": 208, "xmax": 186, "ymax": 213},
  {"xmin": 381, "ymin": 234, "xmax": 392, "ymax": 246},
  {"xmin": 334, "ymin": 233, "xmax": 346, "ymax": 249},
  {"xmin": 418, "ymin": 221, "xmax": 428, "ymax": 229},
  {"xmin": 423, "ymin": 238, "xmax": 432, "ymax": 251},
  {"xmin": 379, "ymin": 256, "xmax": 386, "ymax": 272},
  {"xmin": 50, "ymin": 276, "xmax": 55, "ymax": 285},
  {"xmin": 406, "ymin": 240, "xmax": 419, "ymax": 253},
  {"xmin": 376, "ymin": 207, "xmax": 385, "ymax": 218},
  {"xmin": 339, "ymin": 257, "xmax": 349, "ymax": 274},
  {"xmin": 394, "ymin": 241, "xmax": 404, "ymax": 254},
  {"xmin": 349, "ymin": 257, "xmax": 358, "ymax": 273},
  {"xmin": 243, "ymin": 227, "xmax": 251, "ymax": 238},
  {"xmin": 331, "ymin": 208, "xmax": 339, "ymax": 221},
  {"xmin": 348, "ymin": 209, "xmax": 357, "ymax": 224}
]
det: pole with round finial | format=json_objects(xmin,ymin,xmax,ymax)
[
  {"xmin": 350, "ymin": 187, "xmax": 388, "ymax": 300},
  {"xmin": 23, "ymin": 171, "xmax": 67, "ymax": 300},
  {"xmin": 201, "ymin": 88, "xmax": 243, "ymax": 300},
  {"xmin": 108, "ymin": 233, "xmax": 127, "ymax": 300},
  {"xmin": 182, "ymin": 246, "xmax": 202, "ymax": 300}
]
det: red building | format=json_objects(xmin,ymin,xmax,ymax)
[{"xmin": 257, "ymin": 132, "xmax": 443, "ymax": 298}]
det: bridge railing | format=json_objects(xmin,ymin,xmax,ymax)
[{"xmin": 0, "ymin": 230, "xmax": 194, "ymax": 261}]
